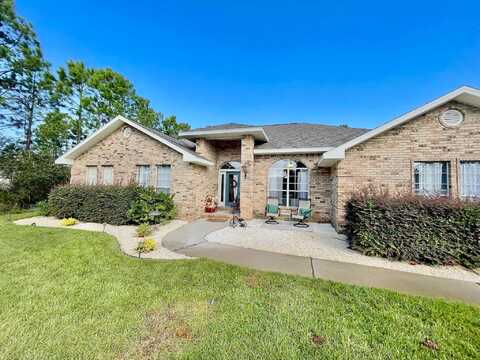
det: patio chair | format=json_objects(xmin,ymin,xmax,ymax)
[
  {"xmin": 265, "ymin": 197, "xmax": 280, "ymax": 224},
  {"xmin": 292, "ymin": 199, "xmax": 312, "ymax": 228}
]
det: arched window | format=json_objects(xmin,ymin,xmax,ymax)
[{"xmin": 268, "ymin": 160, "xmax": 309, "ymax": 207}]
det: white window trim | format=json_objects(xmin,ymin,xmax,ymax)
[
  {"xmin": 460, "ymin": 161, "xmax": 480, "ymax": 198},
  {"xmin": 86, "ymin": 166, "xmax": 97, "ymax": 185},
  {"xmin": 156, "ymin": 165, "xmax": 171, "ymax": 194},
  {"xmin": 136, "ymin": 165, "xmax": 151, "ymax": 187},
  {"xmin": 102, "ymin": 166, "xmax": 114, "ymax": 185},
  {"xmin": 267, "ymin": 161, "xmax": 310, "ymax": 207},
  {"xmin": 412, "ymin": 161, "xmax": 450, "ymax": 197}
]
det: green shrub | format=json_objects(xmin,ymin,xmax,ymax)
[
  {"xmin": 0, "ymin": 146, "xmax": 70, "ymax": 208},
  {"xmin": 136, "ymin": 238, "xmax": 156, "ymax": 253},
  {"xmin": 136, "ymin": 223, "xmax": 152, "ymax": 237},
  {"xmin": 128, "ymin": 187, "xmax": 176, "ymax": 224},
  {"xmin": 36, "ymin": 200, "xmax": 49, "ymax": 216},
  {"xmin": 0, "ymin": 190, "xmax": 17, "ymax": 213},
  {"xmin": 48, "ymin": 185, "xmax": 141, "ymax": 225},
  {"xmin": 346, "ymin": 193, "xmax": 480, "ymax": 268}
]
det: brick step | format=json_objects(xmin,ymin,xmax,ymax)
[{"xmin": 203, "ymin": 209, "xmax": 234, "ymax": 222}]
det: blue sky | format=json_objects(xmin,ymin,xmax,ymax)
[{"xmin": 18, "ymin": 0, "xmax": 480, "ymax": 130}]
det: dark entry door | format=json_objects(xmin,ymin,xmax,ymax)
[{"xmin": 225, "ymin": 172, "xmax": 240, "ymax": 208}]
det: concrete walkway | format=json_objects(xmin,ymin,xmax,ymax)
[{"xmin": 162, "ymin": 220, "xmax": 480, "ymax": 305}]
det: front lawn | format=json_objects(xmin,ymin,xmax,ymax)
[{"xmin": 0, "ymin": 213, "xmax": 479, "ymax": 359}]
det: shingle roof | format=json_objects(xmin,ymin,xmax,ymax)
[
  {"xmin": 257, "ymin": 123, "xmax": 369, "ymax": 149},
  {"xmin": 131, "ymin": 120, "xmax": 213, "ymax": 162},
  {"xmin": 187, "ymin": 122, "xmax": 369, "ymax": 149},
  {"xmin": 190, "ymin": 123, "xmax": 253, "ymax": 131}
]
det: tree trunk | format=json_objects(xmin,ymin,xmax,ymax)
[
  {"xmin": 25, "ymin": 82, "xmax": 37, "ymax": 151},
  {"xmin": 76, "ymin": 87, "xmax": 83, "ymax": 145}
]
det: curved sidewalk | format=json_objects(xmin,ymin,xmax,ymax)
[{"xmin": 163, "ymin": 220, "xmax": 480, "ymax": 305}]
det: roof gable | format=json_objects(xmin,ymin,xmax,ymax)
[
  {"xmin": 55, "ymin": 116, "xmax": 213, "ymax": 167},
  {"xmin": 319, "ymin": 86, "xmax": 480, "ymax": 166}
]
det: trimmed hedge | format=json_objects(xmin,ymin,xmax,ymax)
[
  {"xmin": 346, "ymin": 193, "xmax": 480, "ymax": 268},
  {"xmin": 48, "ymin": 185, "xmax": 141, "ymax": 225}
]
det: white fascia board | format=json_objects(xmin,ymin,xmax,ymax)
[
  {"xmin": 55, "ymin": 156, "xmax": 73, "ymax": 165},
  {"xmin": 120, "ymin": 116, "xmax": 213, "ymax": 166},
  {"xmin": 54, "ymin": 117, "xmax": 123, "ymax": 165},
  {"xmin": 180, "ymin": 127, "xmax": 269, "ymax": 142},
  {"xmin": 182, "ymin": 153, "xmax": 214, "ymax": 166},
  {"xmin": 253, "ymin": 147, "xmax": 333, "ymax": 155},
  {"xmin": 321, "ymin": 86, "xmax": 480, "ymax": 162},
  {"xmin": 55, "ymin": 115, "xmax": 213, "ymax": 167}
]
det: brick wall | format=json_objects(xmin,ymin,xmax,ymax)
[
  {"xmin": 195, "ymin": 138, "xmax": 218, "ymax": 200},
  {"xmin": 70, "ymin": 125, "xmax": 209, "ymax": 220},
  {"xmin": 332, "ymin": 101, "xmax": 480, "ymax": 228}
]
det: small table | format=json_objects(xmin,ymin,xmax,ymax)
[{"xmin": 278, "ymin": 207, "xmax": 297, "ymax": 220}]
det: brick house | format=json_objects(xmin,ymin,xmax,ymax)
[{"xmin": 56, "ymin": 86, "xmax": 480, "ymax": 229}]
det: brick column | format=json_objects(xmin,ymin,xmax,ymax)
[{"xmin": 240, "ymin": 135, "xmax": 255, "ymax": 219}]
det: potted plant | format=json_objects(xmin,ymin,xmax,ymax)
[{"xmin": 204, "ymin": 194, "xmax": 217, "ymax": 213}]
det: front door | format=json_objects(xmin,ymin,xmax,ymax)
[{"xmin": 224, "ymin": 171, "xmax": 240, "ymax": 208}]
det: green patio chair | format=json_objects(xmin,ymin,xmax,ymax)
[
  {"xmin": 293, "ymin": 199, "xmax": 312, "ymax": 228},
  {"xmin": 265, "ymin": 197, "xmax": 280, "ymax": 224}
]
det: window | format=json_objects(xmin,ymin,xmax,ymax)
[
  {"xmin": 86, "ymin": 166, "xmax": 97, "ymax": 185},
  {"xmin": 102, "ymin": 166, "xmax": 113, "ymax": 185},
  {"xmin": 268, "ymin": 160, "xmax": 309, "ymax": 207},
  {"xmin": 413, "ymin": 161, "xmax": 449, "ymax": 196},
  {"xmin": 460, "ymin": 161, "xmax": 480, "ymax": 198},
  {"xmin": 136, "ymin": 165, "xmax": 150, "ymax": 187},
  {"xmin": 156, "ymin": 165, "xmax": 171, "ymax": 194}
]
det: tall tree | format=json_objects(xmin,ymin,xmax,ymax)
[
  {"xmin": 0, "ymin": 0, "xmax": 51, "ymax": 150},
  {"xmin": 53, "ymin": 60, "xmax": 95, "ymax": 145},
  {"xmin": 6, "ymin": 45, "xmax": 52, "ymax": 150},
  {"xmin": 160, "ymin": 115, "xmax": 190, "ymax": 137},
  {"xmin": 34, "ymin": 110, "xmax": 69, "ymax": 157},
  {"xmin": 89, "ymin": 68, "xmax": 160, "ymax": 128},
  {"xmin": 0, "ymin": 0, "xmax": 37, "ymax": 104},
  {"xmin": 130, "ymin": 95, "xmax": 161, "ymax": 129},
  {"xmin": 53, "ymin": 63, "xmax": 162, "ymax": 145}
]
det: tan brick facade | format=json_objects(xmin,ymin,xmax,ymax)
[
  {"xmin": 70, "ymin": 125, "xmax": 209, "ymax": 220},
  {"xmin": 331, "ymin": 101, "xmax": 480, "ymax": 228},
  {"xmin": 69, "ymin": 100, "xmax": 480, "ymax": 227}
]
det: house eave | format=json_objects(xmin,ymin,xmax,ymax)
[
  {"xmin": 318, "ymin": 85, "xmax": 480, "ymax": 166},
  {"xmin": 55, "ymin": 115, "xmax": 213, "ymax": 167},
  {"xmin": 180, "ymin": 127, "xmax": 269, "ymax": 142},
  {"xmin": 253, "ymin": 147, "xmax": 333, "ymax": 155}
]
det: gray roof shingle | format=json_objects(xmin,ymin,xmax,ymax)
[
  {"xmin": 187, "ymin": 122, "xmax": 369, "ymax": 149},
  {"xmin": 257, "ymin": 123, "xmax": 369, "ymax": 149},
  {"xmin": 130, "ymin": 120, "xmax": 212, "ymax": 162},
  {"xmin": 190, "ymin": 123, "xmax": 253, "ymax": 131}
]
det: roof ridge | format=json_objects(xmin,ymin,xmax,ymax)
[{"xmin": 261, "ymin": 122, "xmax": 370, "ymax": 131}]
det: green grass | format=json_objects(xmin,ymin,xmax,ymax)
[{"xmin": 0, "ymin": 212, "xmax": 479, "ymax": 359}]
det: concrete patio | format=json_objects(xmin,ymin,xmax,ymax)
[{"xmin": 204, "ymin": 219, "xmax": 480, "ymax": 282}]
